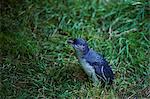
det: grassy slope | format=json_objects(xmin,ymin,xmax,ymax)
[{"xmin": 0, "ymin": 0, "xmax": 150, "ymax": 98}]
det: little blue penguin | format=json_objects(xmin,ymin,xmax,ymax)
[{"xmin": 68, "ymin": 38, "xmax": 114, "ymax": 85}]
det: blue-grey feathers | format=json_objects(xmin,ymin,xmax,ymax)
[{"xmin": 84, "ymin": 49, "xmax": 114, "ymax": 84}]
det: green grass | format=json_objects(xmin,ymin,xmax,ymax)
[{"xmin": 0, "ymin": 0, "xmax": 150, "ymax": 98}]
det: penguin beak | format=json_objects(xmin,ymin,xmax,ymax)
[{"xmin": 67, "ymin": 38, "xmax": 75, "ymax": 44}]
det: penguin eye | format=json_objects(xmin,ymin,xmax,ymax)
[{"xmin": 80, "ymin": 45, "xmax": 85, "ymax": 50}]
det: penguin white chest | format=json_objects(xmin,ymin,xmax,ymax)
[{"xmin": 78, "ymin": 58, "xmax": 95, "ymax": 77}]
